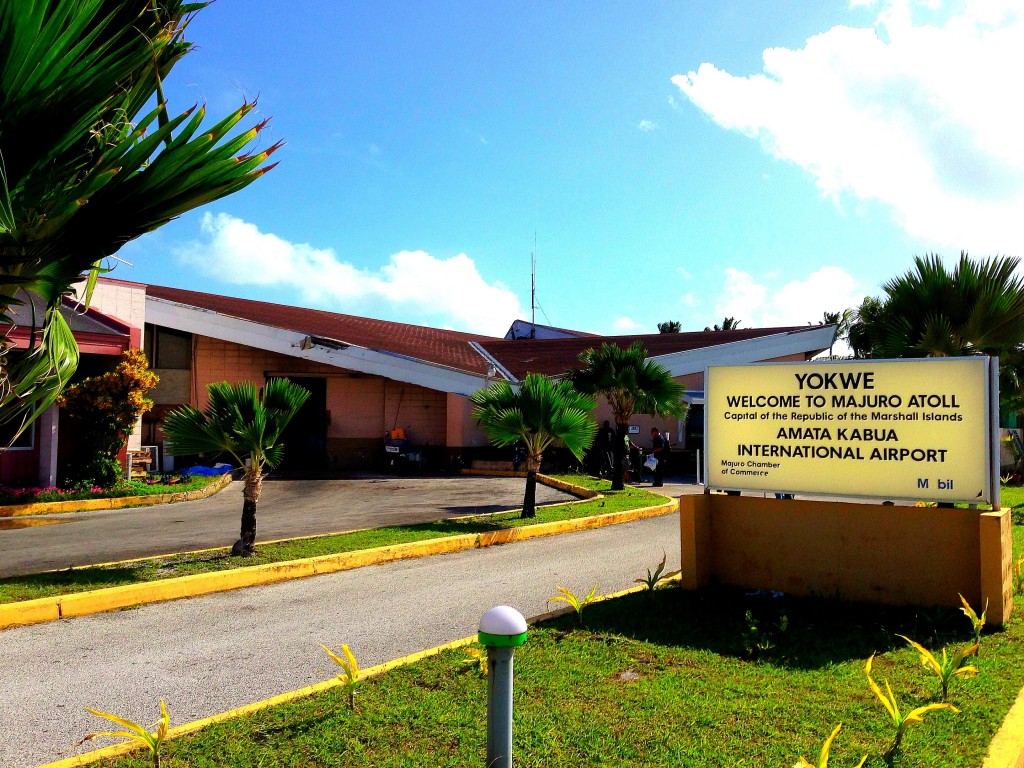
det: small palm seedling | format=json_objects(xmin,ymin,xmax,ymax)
[
  {"xmin": 793, "ymin": 723, "xmax": 867, "ymax": 768},
  {"xmin": 742, "ymin": 610, "xmax": 788, "ymax": 658},
  {"xmin": 78, "ymin": 700, "xmax": 170, "ymax": 768},
  {"xmin": 322, "ymin": 643, "xmax": 361, "ymax": 710},
  {"xmin": 461, "ymin": 645, "xmax": 488, "ymax": 677},
  {"xmin": 898, "ymin": 635, "xmax": 978, "ymax": 701},
  {"xmin": 865, "ymin": 654, "xmax": 957, "ymax": 763},
  {"xmin": 635, "ymin": 551, "xmax": 681, "ymax": 591},
  {"xmin": 958, "ymin": 593, "xmax": 987, "ymax": 653},
  {"xmin": 549, "ymin": 584, "xmax": 598, "ymax": 627}
]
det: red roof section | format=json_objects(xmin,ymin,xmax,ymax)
[
  {"xmin": 480, "ymin": 327, "xmax": 816, "ymax": 379},
  {"xmin": 145, "ymin": 284, "xmax": 498, "ymax": 375}
]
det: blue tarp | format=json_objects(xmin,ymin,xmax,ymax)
[{"xmin": 183, "ymin": 463, "xmax": 234, "ymax": 476}]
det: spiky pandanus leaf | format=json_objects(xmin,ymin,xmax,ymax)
[
  {"xmin": 0, "ymin": 305, "xmax": 78, "ymax": 445},
  {"xmin": 0, "ymin": 0, "xmax": 279, "ymax": 444}
]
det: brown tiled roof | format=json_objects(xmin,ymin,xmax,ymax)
[
  {"xmin": 145, "ymin": 284, "xmax": 497, "ymax": 375},
  {"xmin": 480, "ymin": 328, "xmax": 815, "ymax": 379}
]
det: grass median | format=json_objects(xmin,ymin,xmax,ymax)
[
  {"xmin": 90, "ymin": 578, "xmax": 1024, "ymax": 768},
  {"xmin": 0, "ymin": 476, "xmax": 668, "ymax": 605}
]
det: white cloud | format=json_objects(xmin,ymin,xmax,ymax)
[
  {"xmin": 612, "ymin": 316, "xmax": 644, "ymax": 333},
  {"xmin": 176, "ymin": 213, "xmax": 523, "ymax": 336},
  {"xmin": 672, "ymin": 0, "xmax": 1024, "ymax": 253},
  {"xmin": 638, "ymin": 120, "xmax": 659, "ymax": 132},
  {"xmin": 713, "ymin": 266, "xmax": 863, "ymax": 327}
]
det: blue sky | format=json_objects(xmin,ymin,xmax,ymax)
[{"xmin": 119, "ymin": 0, "xmax": 1023, "ymax": 337}]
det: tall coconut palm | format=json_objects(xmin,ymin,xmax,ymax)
[
  {"xmin": 567, "ymin": 341, "xmax": 687, "ymax": 491},
  {"xmin": 705, "ymin": 317, "xmax": 741, "ymax": 332},
  {"xmin": 657, "ymin": 320, "xmax": 682, "ymax": 333},
  {"xmin": 0, "ymin": 1, "xmax": 279, "ymax": 446},
  {"xmin": 162, "ymin": 379, "xmax": 310, "ymax": 556},
  {"xmin": 818, "ymin": 310, "xmax": 852, "ymax": 356},
  {"xmin": 847, "ymin": 296, "xmax": 888, "ymax": 359},
  {"xmin": 470, "ymin": 374, "xmax": 596, "ymax": 518}
]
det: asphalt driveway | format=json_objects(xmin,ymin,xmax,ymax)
[{"xmin": 0, "ymin": 475, "xmax": 573, "ymax": 577}]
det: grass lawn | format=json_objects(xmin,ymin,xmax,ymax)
[
  {"xmin": 0, "ymin": 476, "xmax": 667, "ymax": 605},
  {"xmin": 91, "ymin": 581, "xmax": 1024, "ymax": 768},
  {"xmin": 1001, "ymin": 483, "xmax": 1024, "ymax": 518}
]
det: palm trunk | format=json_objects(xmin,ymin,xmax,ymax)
[
  {"xmin": 521, "ymin": 455, "xmax": 541, "ymax": 518},
  {"xmin": 232, "ymin": 471, "xmax": 263, "ymax": 556},
  {"xmin": 611, "ymin": 424, "xmax": 626, "ymax": 491}
]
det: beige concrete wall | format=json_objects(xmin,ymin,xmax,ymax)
[
  {"xmin": 84, "ymin": 280, "xmax": 146, "ymax": 332},
  {"xmin": 679, "ymin": 494, "xmax": 1013, "ymax": 624},
  {"xmin": 81, "ymin": 280, "xmax": 148, "ymax": 450},
  {"xmin": 189, "ymin": 337, "xmax": 448, "ymax": 468},
  {"xmin": 151, "ymin": 369, "xmax": 191, "ymax": 405},
  {"xmin": 446, "ymin": 393, "xmax": 491, "ymax": 448},
  {"xmin": 384, "ymin": 382, "xmax": 446, "ymax": 445}
]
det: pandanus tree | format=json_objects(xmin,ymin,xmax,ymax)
[
  {"xmin": 162, "ymin": 379, "xmax": 309, "ymax": 556},
  {"xmin": 470, "ymin": 373, "xmax": 596, "ymax": 518},
  {"xmin": 568, "ymin": 341, "xmax": 687, "ymax": 491},
  {"xmin": 0, "ymin": 0, "xmax": 279, "ymax": 447}
]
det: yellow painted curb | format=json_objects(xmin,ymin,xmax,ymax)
[
  {"xmin": 535, "ymin": 473, "xmax": 602, "ymax": 499},
  {"xmin": 460, "ymin": 468, "xmax": 527, "ymax": 478},
  {"xmin": 0, "ymin": 472, "xmax": 233, "ymax": 518},
  {"xmin": 983, "ymin": 684, "xmax": 1024, "ymax": 768},
  {"xmin": 0, "ymin": 499, "xmax": 677, "ymax": 631},
  {"xmin": 35, "ymin": 581, "xmax": 661, "ymax": 768}
]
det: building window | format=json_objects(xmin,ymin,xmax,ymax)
[
  {"xmin": 0, "ymin": 417, "xmax": 34, "ymax": 451},
  {"xmin": 144, "ymin": 325, "xmax": 192, "ymax": 369}
]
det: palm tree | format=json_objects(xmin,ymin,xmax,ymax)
[
  {"xmin": 162, "ymin": 379, "xmax": 310, "ymax": 556},
  {"xmin": 470, "ymin": 374, "xmax": 596, "ymax": 518},
  {"xmin": 0, "ymin": 1, "xmax": 279, "ymax": 446},
  {"xmin": 846, "ymin": 296, "xmax": 888, "ymax": 359},
  {"xmin": 818, "ymin": 310, "xmax": 852, "ymax": 356},
  {"xmin": 567, "ymin": 341, "xmax": 687, "ymax": 491},
  {"xmin": 876, "ymin": 253, "xmax": 1024, "ymax": 359},
  {"xmin": 852, "ymin": 253, "xmax": 1024, "ymax": 412},
  {"xmin": 657, "ymin": 320, "xmax": 682, "ymax": 333},
  {"xmin": 705, "ymin": 317, "xmax": 741, "ymax": 332}
]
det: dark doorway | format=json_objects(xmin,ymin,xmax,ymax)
[{"xmin": 275, "ymin": 377, "xmax": 328, "ymax": 471}]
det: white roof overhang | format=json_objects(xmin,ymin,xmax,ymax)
[
  {"xmin": 650, "ymin": 325, "xmax": 837, "ymax": 378},
  {"xmin": 145, "ymin": 296, "xmax": 489, "ymax": 396}
]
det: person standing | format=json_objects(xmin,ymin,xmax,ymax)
[
  {"xmin": 594, "ymin": 420, "xmax": 615, "ymax": 477},
  {"xmin": 649, "ymin": 427, "xmax": 666, "ymax": 487}
]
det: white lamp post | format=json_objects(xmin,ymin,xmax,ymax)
[{"xmin": 478, "ymin": 605, "xmax": 528, "ymax": 768}]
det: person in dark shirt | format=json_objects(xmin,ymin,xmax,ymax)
[
  {"xmin": 649, "ymin": 427, "xmax": 666, "ymax": 487},
  {"xmin": 595, "ymin": 420, "xmax": 615, "ymax": 476}
]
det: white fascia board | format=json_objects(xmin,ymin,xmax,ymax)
[
  {"xmin": 469, "ymin": 341, "xmax": 517, "ymax": 383},
  {"xmin": 146, "ymin": 297, "xmax": 488, "ymax": 395},
  {"xmin": 651, "ymin": 326, "xmax": 837, "ymax": 377}
]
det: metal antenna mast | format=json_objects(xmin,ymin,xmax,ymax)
[{"xmin": 531, "ymin": 233, "xmax": 536, "ymax": 335}]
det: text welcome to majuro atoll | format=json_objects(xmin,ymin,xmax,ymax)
[{"xmin": 722, "ymin": 370, "xmax": 964, "ymax": 465}]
